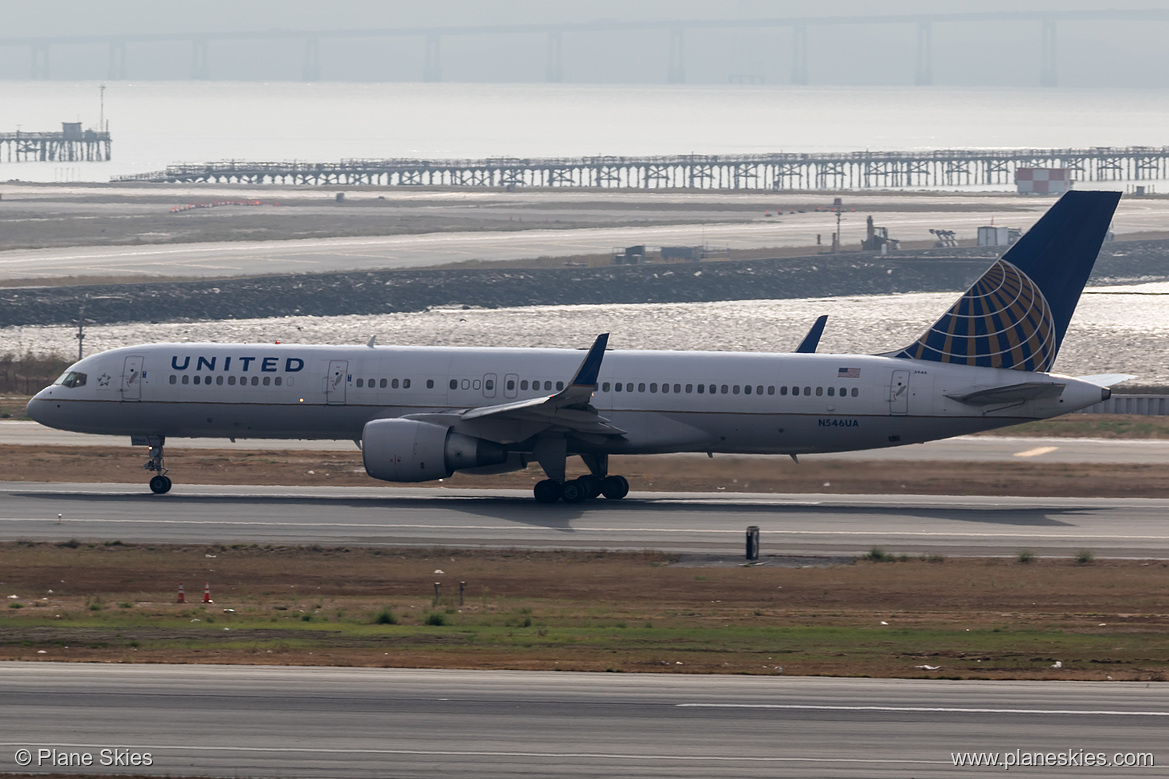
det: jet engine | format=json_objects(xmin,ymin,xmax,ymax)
[{"xmin": 362, "ymin": 418, "xmax": 510, "ymax": 482}]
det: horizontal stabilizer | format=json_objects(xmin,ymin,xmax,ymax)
[
  {"xmin": 1076, "ymin": 373, "xmax": 1136, "ymax": 388},
  {"xmin": 946, "ymin": 382, "xmax": 1066, "ymax": 406}
]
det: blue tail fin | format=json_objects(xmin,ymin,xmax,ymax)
[{"xmin": 893, "ymin": 190, "xmax": 1121, "ymax": 372}]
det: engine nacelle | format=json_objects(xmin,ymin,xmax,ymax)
[{"xmin": 362, "ymin": 418, "xmax": 509, "ymax": 483}]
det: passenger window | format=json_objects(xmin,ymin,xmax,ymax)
[
  {"xmin": 427, "ymin": 379, "xmax": 435, "ymax": 389},
  {"xmin": 816, "ymin": 387, "xmax": 823, "ymax": 396},
  {"xmin": 780, "ymin": 386, "xmax": 787, "ymax": 396},
  {"xmin": 216, "ymin": 376, "xmax": 224, "ymax": 386},
  {"xmin": 756, "ymin": 385, "xmax": 763, "ymax": 395},
  {"xmin": 275, "ymin": 377, "xmax": 282, "ymax": 386},
  {"xmin": 356, "ymin": 378, "xmax": 364, "ymax": 388},
  {"xmin": 193, "ymin": 376, "xmax": 201, "ymax": 385},
  {"xmin": 520, "ymin": 380, "xmax": 529, "ymax": 390},
  {"xmin": 626, "ymin": 383, "xmax": 633, "ymax": 392},
  {"xmin": 685, "ymin": 384, "xmax": 692, "ymax": 393},
  {"xmin": 472, "ymin": 380, "xmax": 481, "ymax": 390},
  {"xmin": 403, "ymin": 379, "xmax": 411, "ymax": 389},
  {"xmin": 674, "ymin": 384, "xmax": 681, "ymax": 394},
  {"xmin": 228, "ymin": 375, "xmax": 236, "ymax": 386},
  {"xmin": 650, "ymin": 383, "xmax": 658, "ymax": 393},
  {"xmin": 614, "ymin": 383, "xmax": 622, "ymax": 392},
  {"xmin": 602, "ymin": 382, "xmax": 610, "ymax": 392},
  {"xmin": 697, "ymin": 384, "xmax": 704, "ymax": 394},
  {"xmin": 182, "ymin": 375, "xmax": 189, "ymax": 385},
  {"xmin": 709, "ymin": 385, "xmax": 717, "ymax": 394},
  {"xmin": 169, "ymin": 375, "xmax": 176, "ymax": 385},
  {"xmin": 638, "ymin": 383, "xmax": 646, "ymax": 393},
  {"xmin": 450, "ymin": 379, "xmax": 458, "ymax": 390},
  {"xmin": 252, "ymin": 376, "xmax": 259, "ymax": 386},
  {"xmin": 721, "ymin": 385, "xmax": 729, "ymax": 394},
  {"xmin": 851, "ymin": 388, "xmax": 859, "ymax": 397},
  {"xmin": 369, "ymin": 377, "xmax": 375, "ymax": 387},
  {"xmin": 767, "ymin": 386, "xmax": 775, "ymax": 395},
  {"xmin": 556, "ymin": 381, "xmax": 564, "ymax": 391},
  {"xmin": 828, "ymin": 387, "xmax": 835, "ymax": 396},
  {"xmin": 541, "ymin": 381, "xmax": 549, "ymax": 391},
  {"xmin": 507, "ymin": 379, "xmax": 515, "ymax": 391},
  {"xmin": 392, "ymin": 379, "xmax": 399, "ymax": 389},
  {"xmin": 733, "ymin": 385, "xmax": 740, "ymax": 395},
  {"xmin": 803, "ymin": 387, "xmax": 811, "ymax": 396},
  {"xmin": 485, "ymin": 379, "xmax": 493, "ymax": 391},
  {"xmin": 461, "ymin": 379, "xmax": 470, "ymax": 389},
  {"xmin": 839, "ymin": 387, "xmax": 846, "ymax": 396},
  {"xmin": 380, "ymin": 379, "xmax": 387, "ymax": 389},
  {"xmin": 263, "ymin": 376, "xmax": 271, "ymax": 386},
  {"xmin": 791, "ymin": 386, "xmax": 798, "ymax": 395},
  {"xmin": 744, "ymin": 385, "xmax": 752, "ymax": 395}
]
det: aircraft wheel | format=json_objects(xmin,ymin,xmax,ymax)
[
  {"xmin": 560, "ymin": 479, "xmax": 589, "ymax": 504},
  {"xmin": 578, "ymin": 474, "xmax": 603, "ymax": 499},
  {"xmin": 601, "ymin": 475, "xmax": 629, "ymax": 500},
  {"xmin": 533, "ymin": 479, "xmax": 563, "ymax": 504},
  {"xmin": 149, "ymin": 475, "xmax": 172, "ymax": 494}
]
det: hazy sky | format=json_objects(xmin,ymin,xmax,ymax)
[{"xmin": 3, "ymin": 1, "xmax": 1169, "ymax": 87}]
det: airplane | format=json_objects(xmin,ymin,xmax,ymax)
[{"xmin": 27, "ymin": 190, "xmax": 1129, "ymax": 504}]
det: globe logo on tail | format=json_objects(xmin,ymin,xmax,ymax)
[{"xmin": 898, "ymin": 260, "xmax": 1057, "ymax": 372}]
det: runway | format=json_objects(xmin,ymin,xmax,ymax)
[
  {"xmin": 3, "ymin": 481, "xmax": 1169, "ymax": 558},
  {"xmin": 6, "ymin": 420, "xmax": 1169, "ymax": 463},
  {"xmin": 0, "ymin": 664, "xmax": 1160, "ymax": 778}
]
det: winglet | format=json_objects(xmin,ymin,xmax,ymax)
[
  {"xmin": 795, "ymin": 315, "xmax": 828, "ymax": 354},
  {"xmin": 571, "ymin": 333, "xmax": 609, "ymax": 388}
]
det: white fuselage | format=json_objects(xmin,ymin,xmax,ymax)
[{"xmin": 27, "ymin": 343, "xmax": 1107, "ymax": 457}]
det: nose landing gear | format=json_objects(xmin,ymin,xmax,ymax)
[{"xmin": 142, "ymin": 438, "xmax": 172, "ymax": 494}]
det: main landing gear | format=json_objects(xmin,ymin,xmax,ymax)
[
  {"xmin": 533, "ymin": 474, "xmax": 630, "ymax": 504},
  {"xmin": 531, "ymin": 450, "xmax": 630, "ymax": 505},
  {"xmin": 143, "ymin": 439, "xmax": 172, "ymax": 494}
]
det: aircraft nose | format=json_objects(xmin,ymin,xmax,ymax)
[{"xmin": 26, "ymin": 393, "xmax": 49, "ymax": 424}]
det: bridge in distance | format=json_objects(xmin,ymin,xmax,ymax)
[{"xmin": 4, "ymin": 9, "xmax": 1169, "ymax": 85}]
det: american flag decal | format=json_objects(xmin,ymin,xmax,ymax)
[{"xmin": 837, "ymin": 367, "xmax": 860, "ymax": 379}]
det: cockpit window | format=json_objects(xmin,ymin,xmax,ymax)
[{"xmin": 54, "ymin": 371, "xmax": 87, "ymax": 389}]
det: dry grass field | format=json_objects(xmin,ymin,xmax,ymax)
[{"xmin": 2, "ymin": 542, "xmax": 1166, "ymax": 681}]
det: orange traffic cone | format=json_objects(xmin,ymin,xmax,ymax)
[
  {"xmin": 177, "ymin": 583, "xmax": 185, "ymax": 604},
  {"xmin": 202, "ymin": 582, "xmax": 213, "ymax": 604}
]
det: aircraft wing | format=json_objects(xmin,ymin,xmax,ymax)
[{"xmin": 405, "ymin": 333, "xmax": 626, "ymax": 443}]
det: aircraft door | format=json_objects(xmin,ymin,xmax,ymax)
[
  {"xmin": 503, "ymin": 373, "xmax": 518, "ymax": 399},
  {"xmin": 326, "ymin": 360, "xmax": 348, "ymax": 405},
  {"xmin": 121, "ymin": 355, "xmax": 144, "ymax": 401},
  {"xmin": 483, "ymin": 373, "xmax": 497, "ymax": 399},
  {"xmin": 889, "ymin": 370, "xmax": 910, "ymax": 415}
]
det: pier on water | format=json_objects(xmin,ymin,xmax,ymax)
[
  {"xmin": 0, "ymin": 122, "xmax": 111, "ymax": 163},
  {"xmin": 117, "ymin": 147, "xmax": 1169, "ymax": 190}
]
